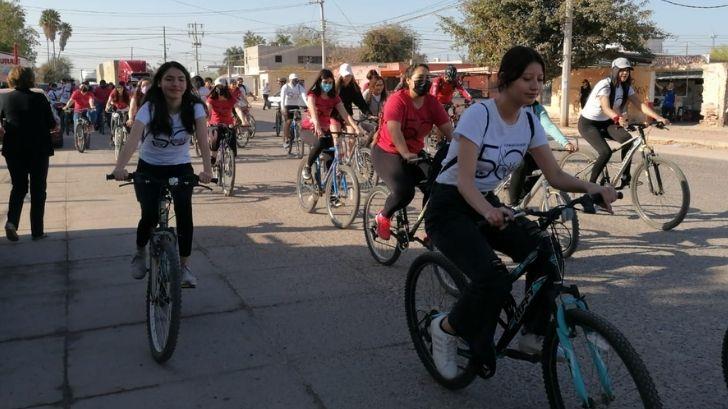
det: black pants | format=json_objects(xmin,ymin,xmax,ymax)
[
  {"xmin": 508, "ymin": 153, "xmax": 539, "ymax": 206},
  {"xmin": 306, "ymin": 136, "xmax": 334, "ymax": 168},
  {"xmin": 262, "ymin": 94, "xmax": 270, "ymax": 109},
  {"xmin": 578, "ymin": 116, "xmax": 633, "ymax": 183},
  {"xmin": 371, "ymin": 145, "xmax": 426, "ymax": 218},
  {"xmin": 134, "ymin": 160, "xmax": 195, "ymax": 257},
  {"xmin": 425, "ymin": 183, "xmax": 556, "ymax": 363},
  {"xmin": 4, "ymin": 154, "xmax": 49, "ymax": 237}
]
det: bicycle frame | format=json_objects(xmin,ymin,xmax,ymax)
[
  {"xmin": 393, "ymin": 200, "xmax": 429, "ymax": 250},
  {"xmin": 312, "ymin": 134, "xmax": 352, "ymax": 196}
]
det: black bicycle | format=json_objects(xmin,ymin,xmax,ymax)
[
  {"xmin": 211, "ymin": 125, "xmax": 237, "ymax": 196},
  {"xmin": 405, "ymin": 193, "xmax": 663, "ymax": 408},
  {"xmin": 106, "ymin": 172, "xmax": 214, "ymax": 363}
]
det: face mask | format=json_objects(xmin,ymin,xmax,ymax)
[
  {"xmin": 321, "ymin": 83, "xmax": 333, "ymax": 93},
  {"xmin": 413, "ymin": 79, "xmax": 431, "ymax": 96},
  {"xmin": 291, "ymin": 80, "xmax": 299, "ymax": 86},
  {"xmin": 141, "ymin": 85, "xmax": 150, "ymax": 94}
]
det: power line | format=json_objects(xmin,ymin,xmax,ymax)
[
  {"xmin": 657, "ymin": 0, "xmax": 728, "ymax": 8},
  {"xmin": 188, "ymin": 23, "xmax": 204, "ymax": 74}
]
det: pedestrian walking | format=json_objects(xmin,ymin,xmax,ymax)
[
  {"xmin": 262, "ymin": 81, "xmax": 270, "ymax": 110},
  {"xmin": 0, "ymin": 66, "xmax": 57, "ymax": 241}
]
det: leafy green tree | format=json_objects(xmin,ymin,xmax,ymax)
[
  {"xmin": 223, "ymin": 46, "xmax": 245, "ymax": 66},
  {"xmin": 39, "ymin": 8, "xmax": 61, "ymax": 62},
  {"xmin": 441, "ymin": 0, "xmax": 666, "ymax": 78},
  {"xmin": 37, "ymin": 56, "xmax": 72, "ymax": 83},
  {"xmin": 711, "ymin": 45, "xmax": 728, "ymax": 62},
  {"xmin": 0, "ymin": 0, "xmax": 39, "ymax": 62},
  {"xmin": 243, "ymin": 31, "xmax": 267, "ymax": 48},
  {"xmin": 57, "ymin": 22, "xmax": 72, "ymax": 57},
  {"xmin": 359, "ymin": 24, "xmax": 419, "ymax": 63},
  {"xmin": 270, "ymin": 32, "xmax": 292, "ymax": 47}
]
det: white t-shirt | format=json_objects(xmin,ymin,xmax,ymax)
[
  {"xmin": 580, "ymin": 78, "xmax": 635, "ymax": 121},
  {"xmin": 436, "ymin": 99, "xmax": 548, "ymax": 193},
  {"xmin": 280, "ymin": 83, "xmax": 308, "ymax": 107},
  {"xmin": 136, "ymin": 101, "xmax": 207, "ymax": 166}
]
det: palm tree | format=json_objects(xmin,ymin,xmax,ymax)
[
  {"xmin": 39, "ymin": 9, "xmax": 61, "ymax": 62},
  {"xmin": 57, "ymin": 22, "xmax": 72, "ymax": 57}
]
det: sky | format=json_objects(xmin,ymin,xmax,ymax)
[{"xmin": 18, "ymin": 0, "xmax": 728, "ymax": 76}]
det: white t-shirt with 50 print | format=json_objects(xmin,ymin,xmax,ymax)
[
  {"xmin": 436, "ymin": 98, "xmax": 548, "ymax": 193},
  {"xmin": 136, "ymin": 101, "xmax": 207, "ymax": 166},
  {"xmin": 581, "ymin": 78, "xmax": 635, "ymax": 121}
]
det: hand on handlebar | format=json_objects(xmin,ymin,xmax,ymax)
[
  {"xmin": 198, "ymin": 170, "xmax": 212, "ymax": 184},
  {"xmin": 401, "ymin": 151, "xmax": 418, "ymax": 162},
  {"xmin": 112, "ymin": 167, "xmax": 129, "ymax": 181},
  {"xmin": 484, "ymin": 206, "xmax": 514, "ymax": 230},
  {"xmin": 586, "ymin": 184, "xmax": 618, "ymax": 214},
  {"xmin": 564, "ymin": 142, "xmax": 577, "ymax": 152}
]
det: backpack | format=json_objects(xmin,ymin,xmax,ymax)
[{"xmin": 426, "ymin": 102, "xmax": 535, "ymax": 188}]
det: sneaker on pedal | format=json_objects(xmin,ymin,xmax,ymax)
[
  {"xmin": 329, "ymin": 195, "xmax": 343, "ymax": 208},
  {"xmin": 131, "ymin": 248, "xmax": 147, "ymax": 279},
  {"xmin": 430, "ymin": 314, "xmax": 458, "ymax": 380},
  {"xmin": 302, "ymin": 165, "xmax": 312, "ymax": 180},
  {"xmin": 516, "ymin": 331, "xmax": 543, "ymax": 355},
  {"xmin": 181, "ymin": 265, "xmax": 197, "ymax": 288},
  {"xmin": 375, "ymin": 212, "xmax": 391, "ymax": 240}
]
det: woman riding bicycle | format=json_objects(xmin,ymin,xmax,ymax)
[
  {"xmin": 506, "ymin": 100, "xmax": 576, "ymax": 206},
  {"xmin": 111, "ymin": 61, "xmax": 213, "ymax": 289},
  {"xmin": 360, "ymin": 73, "xmax": 387, "ymax": 145},
  {"xmin": 206, "ymin": 78, "xmax": 239, "ymax": 162},
  {"xmin": 105, "ymin": 82, "xmax": 131, "ymax": 128},
  {"xmin": 126, "ymin": 78, "xmax": 151, "ymax": 128},
  {"xmin": 425, "ymin": 46, "xmax": 617, "ymax": 379},
  {"xmin": 579, "ymin": 57, "xmax": 669, "ymax": 187},
  {"xmin": 301, "ymin": 69, "xmax": 361, "ymax": 181},
  {"xmin": 330, "ymin": 63, "xmax": 372, "ymax": 135},
  {"xmin": 372, "ymin": 63, "xmax": 454, "ymax": 241}
]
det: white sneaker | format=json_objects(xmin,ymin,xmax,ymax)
[
  {"xmin": 430, "ymin": 314, "xmax": 458, "ymax": 380},
  {"xmin": 131, "ymin": 248, "xmax": 147, "ymax": 279},
  {"xmin": 181, "ymin": 265, "xmax": 197, "ymax": 288},
  {"xmin": 516, "ymin": 332, "xmax": 543, "ymax": 355}
]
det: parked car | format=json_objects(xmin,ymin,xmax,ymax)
[{"xmin": 0, "ymin": 87, "xmax": 63, "ymax": 148}]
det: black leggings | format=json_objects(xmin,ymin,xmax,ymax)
[
  {"xmin": 371, "ymin": 145, "xmax": 426, "ymax": 218},
  {"xmin": 134, "ymin": 160, "xmax": 195, "ymax": 257},
  {"xmin": 425, "ymin": 183, "xmax": 556, "ymax": 363},
  {"xmin": 507, "ymin": 153, "xmax": 539, "ymax": 206},
  {"xmin": 4, "ymin": 154, "xmax": 49, "ymax": 237},
  {"xmin": 578, "ymin": 116, "xmax": 633, "ymax": 183},
  {"xmin": 306, "ymin": 136, "xmax": 334, "ymax": 168}
]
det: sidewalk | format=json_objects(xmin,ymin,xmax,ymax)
[{"xmin": 559, "ymin": 123, "xmax": 728, "ymax": 150}]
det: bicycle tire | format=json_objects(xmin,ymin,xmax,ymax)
[
  {"xmin": 113, "ymin": 126, "xmax": 125, "ymax": 160},
  {"xmin": 248, "ymin": 114, "xmax": 257, "ymax": 138},
  {"xmin": 722, "ymin": 328, "xmax": 728, "ymax": 390},
  {"xmin": 75, "ymin": 123, "xmax": 86, "ymax": 153},
  {"xmin": 363, "ymin": 186, "xmax": 402, "ymax": 265},
  {"xmin": 542, "ymin": 308, "xmax": 662, "ymax": 408},
  {"xmin": 274, "ymin": 111, "xmax": 282, "ymax": 137},
  {"xmin": 236, "ymin": 126, "xmax": 250, "ymax": 148},
  {"xmin": 295, "ymin": 132, "xmax": 304, "ymax": 159},
  {"xmin": 325, "ymin": 164, "xmax": 360, "ymax": 229},
  {"xmin": 221, "ymin": 144, "xmax": 236, "ymax": 196},
  {"xmin": 146, "ymin": 236, "xmax": 182, "ymax": 363},
  {"xmin": 560, "ymin": 151, "xmax": 597, "ymax": 182},
  {"xmin": 355, "ymin": 147, "xmax": 378, "ymax": 192},
  {"xmin": 630, "ymin": 157, "xmax": 689, "ymax": 231},
  {"xmin": 541, "ymin": 189, "xmax": 580, "ymax": 258},
  {"xmin": 405, "ymin": 252, "xmax": 479, "ymax": 390},
  {"xmin": 296, "ymin": 157, "xmax": 319, "ymax": 212}
]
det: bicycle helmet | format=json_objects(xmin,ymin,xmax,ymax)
[{"xmin": 445, "ymin": 65, "xmax": 457, "ymax": 82}]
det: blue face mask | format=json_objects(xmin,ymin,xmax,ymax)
[{"xmin": 321, "ymin": 83, "xmax": 333, "ymax": 93}]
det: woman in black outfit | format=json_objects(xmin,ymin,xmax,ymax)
[
  {"xmin": 330, "ymin": 63, "xmax": 372, "ymax": 135},
  {"xmin": 0, "ymin": 67, "xmax": 57, "ymax": 241}
]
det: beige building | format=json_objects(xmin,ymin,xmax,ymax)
[{"xmin": 244, "ymin": 45, "xmax": 322, "ymax": 76}]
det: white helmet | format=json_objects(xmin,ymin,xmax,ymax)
[
  {"xmin": 214, "ymin": 77, "xmax": 228, "ymax": 87},
  {"xmin": 288, "ymin": 73, "xmax": 299, "ymax": 81},
  {"xmin": 611, "ymin": 58, "xmax": 633, "ymax": 70}
]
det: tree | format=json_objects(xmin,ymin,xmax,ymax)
[
  {"xmin": 223, "ymin": 46, "xmax": 245, "ymax": 67},
  {"xmin": 39, "ymin": 9, "xmax": 61, "ymax": 62},
  {"xmin": 270, "ymin": 32, "xmax": 292, "ymax": 47},
  {"xmin": 37, "ymin": 56, "xmax": 72, "ymax": 83},
  {"xmin": 280, "ymin": 25, "xmax": 321, "ymax": 47},
  {"xmin": 57, "ymin": 22, "xmax": 72, "ymax": 57},
  {"xmin": 243, "ymin": 31, "xmax": 266, "ymax": 48},
  {"xmin": 0, "ymin": 0, "xmax": 39, "ymax": 62},
  {"xmin": 711, "ymin": 45, "xmax": 728, "ymax": 62},
  {"xmin": 360, "ymin": 24, "xmax": 419, "ymax": 63},
  {"xmin": 441, "ymin": 0, "xmax": 666, "ymax": 79}
]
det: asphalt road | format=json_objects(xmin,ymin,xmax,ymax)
[{"xmin": 1, "ymin": 106, "xmax": 727, "ymax": 409}]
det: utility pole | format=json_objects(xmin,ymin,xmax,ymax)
[
  {"xmin": 163, "ymin": 26, "xmax": 168, "ymax": 62},
  {"xmin": 711, "ymin": 33, "xmax": 717, "ymax": 50},
  {"xmin": 188, "ymin": 22, "xmax": 204, "ymax": 74},
  {"xmin": 310, "ymin": 0, "xmax": 326, "ymax": 68},
  {"xmin": 131, "ymin": 47, "xmax": 134, "ymax": 59},
  {"xmin": 559, "ymin": 0, "xmax": 573, "ymax": 127}
]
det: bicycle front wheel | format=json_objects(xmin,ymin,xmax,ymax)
[
  {"xmin": 363, "ymin": 185, "xmax": 403, "ymax": 265},
  {"xmin": 274, "ymin": 111, "xmax": 282, "ymax": 137},
  {"xmin": 296, "ymin": 157, "xmax": 319, "ymax": 212},
  {"xmin": 354, "ymin": 147, "xmax": 378, "ymax": 193},
  {"xmin": 560, "ymin": 151, "xmax": 597, "ymax": 182},
  {"xmin": 405, "ymin": 252, "xmax": 478, "ymax": 390},
  {"xmin": 75, "ymin": 123, "xmax": 86, "ymax": 153},
  {"xmin": 325, "ymin": 164, "xmax": 360, "ymax": 229},
  {"xmin": 146, "ymin": 236, "xmax": 182, "ymax": 363},
  {"xmin": 542, "ymin": 309, "xmax": 662, "ymax": 408},
  {"xmin": 220, "ymin": 144, "xmax": 236, "ymax": 196},
  {"xmin": 631, "ymin": 156, "xmax": 689, "ymax": 231},
  {"xmin": 236, "ymin": 126, "xmax": 251, "ymax": 148},
  {"xmin": 113, "ymin": 127, "xmax": 125, "ymax": 160},
  {"xmin": 247, "ymin": 114, "xmax": 257, "ymax": 138},
  {"xmin": 541, "ymin": 189, "xmax": 580, "ymax": 258}
]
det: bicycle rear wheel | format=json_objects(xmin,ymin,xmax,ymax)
[
  {"xmin": 630, "ymin": 156, "xmax": 689, "ymax": 231},
  {"xmin": 296, "ymin": 157, "xmax": 319, "ymax": 212},
  {"xmin": 146, "ymin": 236, "xmax": 182, "ymax": 363},
  {"xmin": 405, "ymin": 252, "xmax": 479, "ymax": 390},
  {"xmin": 542, "ymin": 309, "xmax": 662, "ymax": 408},
  {"xmin": 541, "ymin": 189, "xmax": 580, "ymax": 258},
  {"xmin": 220, "ymin": 144, "xmax": 236, "ymax": 196},
  {"xmin": 363, "ymin": 186, "xmax": 402, "ymax": 265},
  {"xmin": 75, "ymin": 123, "xmax": 86, "ymax": 153},
  {"xmin": 325, "ymin": 164, "xmax": 360, "ymax": 229},
  {"xmin": 560, "ymin": 151, "xmax": 596, "ymax": 182}
]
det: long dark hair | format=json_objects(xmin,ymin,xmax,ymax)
[
  {"xmin": 208, "ymin": 84, "xmax": 231, "ymax": 100},
  {"xmin": 365, "ymin": 74, "xmax": 388, "ymax": 103},
  {"xmin": 335, "ymin": 72, "xmax": 362, "ymax": 95},
  {"xmin": 497, "ymin": 46, "xmax": 545, "ymax": 91},
  {"xmin": 110, "ymin": 87, "xmax": 130, "ymax": 104},
  {"xmin": 143, "ymin": 61, "xmax": 202, "ymax": 137},
  {"xmin": 309, "ymin": 69, "xmax": 337, "ymax": 98},
  {"xmin": 394, "ymin": 63, "xmax": 429, "ymax": 91},
  {"xmin": 609, "ymin": 67, "xmax": 632, "ymax": 110}
]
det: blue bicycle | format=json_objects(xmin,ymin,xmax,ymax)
[
  {"xmin": 405, "ymin": 193, "xmax": 662, "ymax": 408},
  {"xmin": 296, "ymin": 132, "xmax": 360, "ymax": 229}
]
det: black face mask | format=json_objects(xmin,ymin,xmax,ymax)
[{"xmin": 413, "ymin": 79, "xmax": 431, "ymax": 96}]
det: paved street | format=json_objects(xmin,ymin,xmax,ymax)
[{"xmin": 1, "ymin": 106, "xmax": 727, "ymax": 409}]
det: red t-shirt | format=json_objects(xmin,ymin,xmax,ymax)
[
  {"xmin": 229, "ymin": 87, "xmax": 241, "ymax": 101},
  {"xmin": 93, "ymin": 86, "xmax": 112, "ymax": 105},
  {"xmin": 70, "ymin": 90, "xmax": 93, "ymax": 112},
  {"xmin": 207, "ymin": 96, "xmax": 237, "ymax": 125},
  {"xmin": 109, "ymin": 90, "xmax": 130, "ymax": 110},
  {"xmin": 308, "ymin": 92, "xmax": 341, "ymax": 131},
  {"xmin": 377, "ymin": 89, "xmax": 449, "ymax": 154}
]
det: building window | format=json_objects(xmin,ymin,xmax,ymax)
[
  {"xmin": 274, "ymin": 55, "xmax": 282, "ymax": 63},
  {"xmin": 298, "ymin": 56, "xmax": 322, "ymax": 64}
]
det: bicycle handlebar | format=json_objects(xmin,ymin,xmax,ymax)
[
  {"xmin": 626, "ymin": 121, "xmax": 667, "ymax": 132},
  {"xmin": 106, "ymin": 172, "xmax": 217, "ymax": 189}
]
